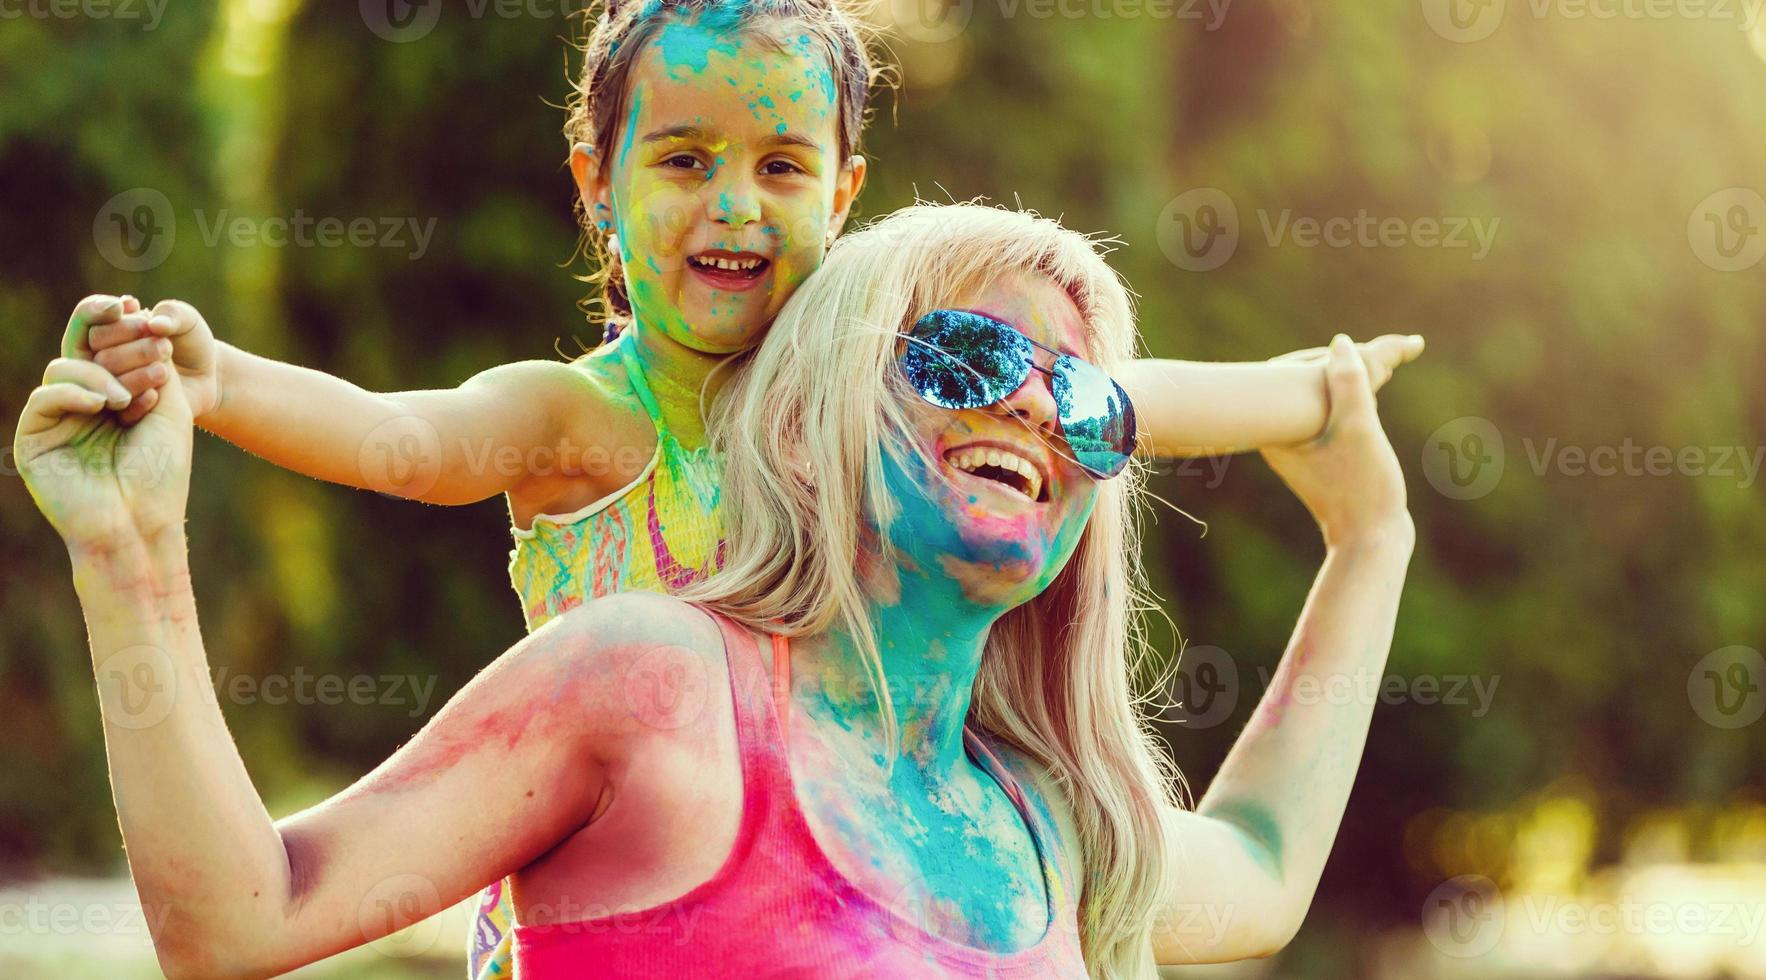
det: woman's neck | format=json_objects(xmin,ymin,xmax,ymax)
[{"xmin": 791, "ymin": 554, "xmax": 1005, "ymax": 780}]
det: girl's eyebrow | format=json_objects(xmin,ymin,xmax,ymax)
[
  {"xmin": 764, "ymin": 131, "xmax": 822, "ymax": 151},
  {"xmin": 643, "ymin": 124, "xmax": 707, "ymax": 143}
]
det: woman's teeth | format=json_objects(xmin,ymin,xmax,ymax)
[{"xmin": 947, "ymin": 446, "xmax": 1043, "ymax": 502}]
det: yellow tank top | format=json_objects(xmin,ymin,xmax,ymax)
[
  {"xmin": 506, "ymin": 336, "xmax": 726, "ymax": 629},
  {"xmin": 474, "ymin": 336, "xmax": 725, "ymax": 979}
]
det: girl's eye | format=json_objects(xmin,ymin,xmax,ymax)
[
  {"xmin": 662, "ymin": 154, "xmax": 707, "ymax": 172},
  {"xmin": 761, "ymin": 158, "xmax": 807, "ymax": 177}
]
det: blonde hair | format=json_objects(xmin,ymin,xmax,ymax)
[{"xmin": 678, "ymin": 202, "xmax": 1178, "ymax": 978}]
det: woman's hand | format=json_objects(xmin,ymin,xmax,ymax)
[
  {"xmin": 16, "ymin": 295, "xmax": 195, "ymax": 553},
  {"xmin": 1260, "ymin": 334, "xmax": 1412, "ymax": 547}
]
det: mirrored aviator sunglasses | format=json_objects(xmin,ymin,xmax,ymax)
[{"xmin": 898, "ymin": 309, "xmax": 1137, "ymax": 479}]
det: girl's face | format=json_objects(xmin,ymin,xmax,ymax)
[
  {"xmin": 879, "ymin": 272, "xmax": 1102, "ymax": 609},
  {"xmin": 576, "ymin": 16, "xmax": 865, "ymax": 354}
]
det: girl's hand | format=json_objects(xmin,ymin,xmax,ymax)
[
  {"xmin": 1260, "ymin": 334, "xmax": 1411, "ymax": 547},
  {"xmin": 81, "ymin": 297, "xmax": 222, "ymax": 425},
  {"xmin": 17, "ymin": 297, "xmax": 195, "ymax": 553},
  {"xmin": 1270, "ymin": 333, "xmax": 1423, "ymax": 396}
]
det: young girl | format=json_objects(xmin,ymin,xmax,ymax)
[
  {"xmin": 71, "ymin": 0, "xmax": 1420, "ymax": 974},
  {"xmin": 24, "ymin": 203, "xmax": 1415, "ymax": 980}
]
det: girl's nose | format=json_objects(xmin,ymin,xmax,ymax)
[{"xmin": 709, "ymin": 176, "xmax": 761, "ymax": 228}]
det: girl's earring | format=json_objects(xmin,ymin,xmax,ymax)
[{"xmin": 607, "ymin": 233, "xmax": 621, "ymax": 257}]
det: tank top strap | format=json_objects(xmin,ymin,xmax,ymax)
[
  {"xmin": 616, "ymin": 335, "xmax": 670, "ymax": 435},
  {"xmin": 697, "ymin": 605, "xmax": 795, "ymax": 798}
]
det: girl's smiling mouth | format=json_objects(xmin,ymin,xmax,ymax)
[{"xmin": 688, "ymin": 249, "xmax": 771, "ymax": 291}]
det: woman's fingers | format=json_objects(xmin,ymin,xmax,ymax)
[
  {"xmin": 147, "ymin": 299, "xmax": 201, "ymax": 338},
  {"xmin": 60, "ymin": 295, "xmax": 127, "ymax": 360},
  {"xmin": 18, "ymin": 382, "xmax": 111, "ymax": 440},
  {"xmin": 43, "ymin": 357, "xmax": 132, "ymax": 411},
  {"xmin": 117, "ymin": 385, "xmax": 161, "ymax": 426}
]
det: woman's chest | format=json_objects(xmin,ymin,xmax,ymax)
[{"xmin": 789, "ymin": 732, "xmax": 1053, "ymax": 952}]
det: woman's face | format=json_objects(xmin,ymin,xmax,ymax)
[
  {"xmin": 582, "ymin": 15, "xmax": 864, "ymax": 354},
  {"xmin": 879, "ymin": 271, "xmax": 1102, "ymax": 609}
]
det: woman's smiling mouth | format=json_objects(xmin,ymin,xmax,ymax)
[
  {"xmin": 688, "ymin": 250, "xmax": 771, "ymax": 291},
  {"xmin": 943, "ymin": 441, "xmax": 1050, "ymax": 504}
]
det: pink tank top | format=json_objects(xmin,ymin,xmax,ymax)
[{"xmin": 511, "ymin": 609, "xmax": 1090, "ymax": 978}]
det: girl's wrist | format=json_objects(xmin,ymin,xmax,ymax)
[{"xmin": 69, "ymin": 529, "xmax": 193, "ymax": 607}]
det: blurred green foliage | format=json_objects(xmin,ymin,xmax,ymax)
[{"xmin": 2, "ymin": 0, "xmax": 1763, "ymax": 974}]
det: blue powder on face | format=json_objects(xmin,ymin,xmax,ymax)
[{"xmin": 652, "ymin": 11, "xmax": 745, "ymax": 78}]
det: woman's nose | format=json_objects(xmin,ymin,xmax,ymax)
[{"xmin": 995, "ymin": 362, "xmax": 1060, "ymax": 435}]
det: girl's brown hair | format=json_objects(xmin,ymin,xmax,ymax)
[{"xmin": 566, "ymin": 0, "xmax": 882, "ymax": 331}]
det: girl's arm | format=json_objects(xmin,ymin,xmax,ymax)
[
  {"xmin": 1149, "ymin": 336, "xmax": 1415, "ymax": 963},
  {"xmin": 79, "ymin": 297, "xmax": 605, "ymax": 506},
  {"xmin": 1120, "ymin": 333, "xmax": 1423, "ymax": 458}
]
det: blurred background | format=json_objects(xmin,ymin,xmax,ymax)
[{"xmin": 2, "ymin": 0, "xmax": 1764, "ymax": 976}]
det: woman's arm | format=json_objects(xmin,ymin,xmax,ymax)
[
  {"xmin": 1150, "ymin": 335, "xmax": 1415, "ymax": 963},
  {"xmin": 1119, "ymin": 333, "xmax": 1422, "ymax": 458},
  {"xmin": 15, "ymin": 336, "xmax": 709, "ymax": 977},
  {"xmin": 73, "ymin": 547, "xmax": 693, "ymax": 978},
  {"xmin": 77, "ymin": 296, "xmax": 611, "ymax": 506}
]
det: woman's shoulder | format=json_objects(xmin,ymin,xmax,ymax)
[{"xmin": 540, "ymin": 592, "xmax": 725, "ymax": 657}]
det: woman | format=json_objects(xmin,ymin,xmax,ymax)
[{"xmin": 15, "ymin": 204, "xmax": 1415, "ymax": 978}]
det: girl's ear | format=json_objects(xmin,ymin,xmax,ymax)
[
  {"xmin": 828, "ymin": 154, "xmax": 868, "ymax": 241},
  {"xmin": 570, "ymin": 142, "xmax": 616, "ymax": 228}
]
